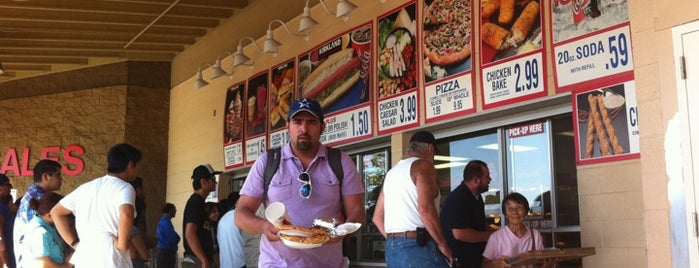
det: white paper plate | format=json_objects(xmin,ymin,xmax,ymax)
[
  {"xmin": 279, "ymin": 237, "xmax": 323, "ymax": 249},
  {"xmin": 333, "ymin": 222, "xmax": 362, "ymax": 236}
]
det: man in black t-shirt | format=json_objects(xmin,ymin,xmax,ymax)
[
  {"xmin": 440, "ymin": 160, "xmax": 496, "ymax": 268},
  {"xmin": 182, "ymin": 164, "xmax": 221, "ymax": 268}
]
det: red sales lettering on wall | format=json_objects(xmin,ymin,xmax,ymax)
[{"xmin": 0, "ymin": 145, "xmax": 85, "ymax": 176}]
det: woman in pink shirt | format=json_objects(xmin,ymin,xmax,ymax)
[{"xmin": 482, "ymin": 192, "xmax": 551, "ymax": 268}]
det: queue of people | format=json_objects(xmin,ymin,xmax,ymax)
[{"xmin": 0, "ymin": 98, "xmax": 552, "ymax": 268}]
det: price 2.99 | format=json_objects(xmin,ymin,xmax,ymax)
[{"xmin": 514, "ymin": 59, "xmax": 539, "ymax": 92}]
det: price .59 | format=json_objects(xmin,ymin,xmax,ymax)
[
  {"xmin": 514, "ymin": 59, "xmax": 539, "ymax": 92},
  {"xmin": 606, "ymin": 33, "xmax": 629, "ymax": 69}
]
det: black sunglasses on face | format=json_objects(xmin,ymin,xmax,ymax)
[{"xmin": 298, "ymin": 172, "xmax": 311, "ymax": 199}]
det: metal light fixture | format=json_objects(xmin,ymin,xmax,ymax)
[
  {"xmin": 264, "ymin": 19, "xmax": 310, "ymax": 55},
  {"xmin": 194, "ymin": 68, "xmax": 209, "ymax": 90},
  {"xmin": 318, "ymin": 0, "xmax": 357, "ymax": 21},
  {"xmin": 210, "ymin": 57, "xmax": 228, "ymax": 79},
  {"xmin": 336, "ymin": 0, "xmax": 357, "ymax": 19},
  {"xmin": 232, "ymin": 36, "xmax": 262, "ymax": 67},
  {"xmin": 298, "ymin": 0, "xmax": 319, "ymax": 32}
]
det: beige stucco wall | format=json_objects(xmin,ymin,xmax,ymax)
[
  {"xmin": 629, "ymin": 0, "xmax": 699, "ymax": 267},
  {"xmin": 0, "ymin": 84, "xmax": 170, "ymax": 234}
]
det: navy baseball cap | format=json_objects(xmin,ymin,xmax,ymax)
[{"xmin": 287, "ymin": 98, "xmax": 324, "ymax": 121}]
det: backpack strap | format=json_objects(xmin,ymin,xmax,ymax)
[
  {"xmin": 263, "ymin": 147, "xmax": 282, "ymax": 198},
  {"xmin": 326, "ymin": 147, "xmax": 344, "ymax": 187}
]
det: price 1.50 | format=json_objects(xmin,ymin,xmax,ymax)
[
  {"xmin": 350, "ymin": 110, "xmax": 370, "ymax": 136},
  {"xmin": 514, "ymin": 59, "xmax": 539, "ymax": 92}
]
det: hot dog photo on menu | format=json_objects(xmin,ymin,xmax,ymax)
[
  {"xmin": 297, "ymin": 22, "xmax": 372, "ymax": 114},
  {"xmin": 377, "ymin": 2, "xmax": 418, "ymax": 98},
  {"xmin": 480, "ymin": 0, "xmax": 543, "ymax": 64},
  {"xmin": 422, "ymin": 0, "xmax": 473, "ymax": 82}
]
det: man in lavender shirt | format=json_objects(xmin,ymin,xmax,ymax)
[{"xmin": 235, "ymin": 98, "xmax": 365, "ymax": 267}]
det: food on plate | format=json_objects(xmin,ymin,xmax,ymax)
[
  {"xmin": 302, "ymin": 48, "xmax": 360, "ymax": 109},
  {"xmin": 277, "ymin": 224, "xmax": 331, "ymax": 245},
  {"xmin": 507, "ymin": 1, "xmax": 540, "ymax": 46},
  {"xmin": 482, "ymin": 0, "xmax": 500, "ymax": 18},
  {"xmin": 482, "ymin": 22, "xmax": 511, "ymax": 51},
  {"xmin": 498, "ymin": 0, "xmax": 516, "ymax": 25},
  {"xmin": 423, "ymin": 0, "xmax": 472, "ymax": 66},
  {"xmin": 380, "ymin": 27, "xmax": 413, "ymax": 78}
]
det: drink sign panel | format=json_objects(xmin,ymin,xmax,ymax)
[
  {"xmin": 269, "ymin": 129, "xmax": 289, "ymax": 149},
  {"xmin": 481, "ymin": 52, "xmax": 546, "ymax": 108},
  {"xmin": 425, "ymin": 73, "xmax": 475, "ymax": 122},
  {"xmin": 224, "ymin": 143, "xmax": 244, "ymax": 169},
  {"xmin": 320, "ymin": 105, "xmax": 372, "ymax": 146},
  {"xmin": 553, "ymin": 23, "xmax": 634, "ymax": 90},
  {"xmin": 245, "ymin": 136, "xmax": 267, "ymax": 165},
  {"xmin": 377, "ymin": 91, "xmax": 419, "ymax": 135}
]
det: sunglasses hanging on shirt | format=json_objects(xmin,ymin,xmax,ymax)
[{"xmin": 298, "ymin": 172, "xmax": 312, "ymax": 199}]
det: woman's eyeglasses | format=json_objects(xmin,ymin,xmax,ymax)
[{"xmin": 298, "ymin": 172, "xmax": 312, "ymax": 199}]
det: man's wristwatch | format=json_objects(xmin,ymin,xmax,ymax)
[{"xmin": 71, "ymin": 238, "xmax": 80, "ymax": 248}]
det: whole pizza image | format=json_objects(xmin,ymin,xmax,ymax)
[{"xmin": 422, "ymin": 0, "xmax": 473, "ymax": 82}]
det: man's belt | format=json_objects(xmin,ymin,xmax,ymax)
[{"xmin": 386, "ymin": 231, "xmax": 417, "ymax": 238}]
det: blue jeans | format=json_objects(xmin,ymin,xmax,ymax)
[{"xmin": 385, "ymin": 237, "xmax": 450, "ymax": 268}]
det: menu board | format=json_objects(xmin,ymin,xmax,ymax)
[
  {"xmin": 223, "ymin": 82, "xmax": 245, "ymax": 169},
  {"xmin": 297, "ymin": 22, "xmax": 374, "ymax": 146},
  {"xmin": 269, "ymin": 60, "xmax": 295, "ymax": 149},
  {"xmin": 421, "ymin": 0, "xmax": 476, "ymax": 123},
  {"xmin": 479, "ymin": 0, "xmax": 547, "ymax": 109},
  {"xmin": 377, "ymin": 4, "xmax": 419, "ymax": 135},
  {"xmin": 245, "ymin": 71, "xmax": 269, "ymax": 164},
  {"xmin": 550, "ymin": 0, "xmax": 634, "ymax": 92},
  {"xmin": 573, "ymin": 80, "xmax": 640, "ymax": 165}
]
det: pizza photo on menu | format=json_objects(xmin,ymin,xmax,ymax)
[{"xmin": 422, "ymin": 0, "xmax": 473, "ymax": 83}]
